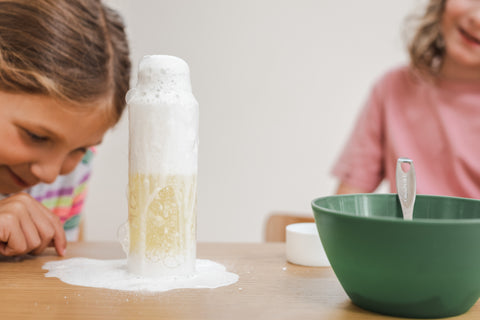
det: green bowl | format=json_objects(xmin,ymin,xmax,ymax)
[{"xmin": 311, "ymin": 194, "xmax": 480, "ymax": 318}]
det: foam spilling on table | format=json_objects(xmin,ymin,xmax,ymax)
[
  {"xmin": 42, "ymin": 55, "xmax": 238, "ymax": 291},
  {"xmin": 126, "ymin": 55, "xmax": 198, "ymax": 277},
  {"xmin": 43, "ymin": 258, "xmax": 238, "ymax": 292}
]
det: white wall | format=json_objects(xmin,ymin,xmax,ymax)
[{"xmin": 84, "ymin": 0, "xmax": 422, "ymax": 242}]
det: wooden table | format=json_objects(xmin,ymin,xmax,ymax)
[{"xmin": 0, "ymin": 242, "xmax": 478, "ymax": 320}]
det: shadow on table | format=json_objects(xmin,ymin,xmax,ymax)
[{"xmin": 0, "ymin": 254, "xmax": 36, "ymax": 263}]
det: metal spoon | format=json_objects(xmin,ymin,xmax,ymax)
[{"xmin": 396, "ymin": 158, "xmax": 416, "ymax": 220}]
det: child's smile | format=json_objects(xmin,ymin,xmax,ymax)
[
  {"xmin": 0, "ymin": 91, "xmax": 113, "ymax": 194},
  {"xmin": 441, "ymin": 0, "xmax": 480, "ymax": 80},
  {"xmin": 458, "ymin": 26, "xmax": 480, "ymax": 46}
]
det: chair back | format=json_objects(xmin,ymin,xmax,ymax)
[{"xmin": 264, "ymin": 212, "xmax": 315, "ymax": 242}]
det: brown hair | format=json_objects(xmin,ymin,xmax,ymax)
[
  {"xmin": 405, "ymin": 0, "xmax": 446, "ymax": 79},
  {"xmin": 0, "ymin": 0, "xmax": 131, "ymax": 123}
]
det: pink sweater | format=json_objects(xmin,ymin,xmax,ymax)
[{"xmin": 332, "ymin": 65, "xmax": 480, "ymax": 199}]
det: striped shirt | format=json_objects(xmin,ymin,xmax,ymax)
[{"xmin": 25, "ymin": 148, "xmax": 95, "ymax": 241}]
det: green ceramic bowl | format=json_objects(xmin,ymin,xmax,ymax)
[{"xmin": 311, "ymin": 194, "xmax": 480, "ymax": 319}]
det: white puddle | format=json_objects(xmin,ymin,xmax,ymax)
[{"xmin": 43, "ymin": 258, "xmax": 238, "ymax": 292}]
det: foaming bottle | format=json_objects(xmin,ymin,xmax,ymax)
[{"xmin": 125, "ymin": 55, "xmax": 198, "ymax": 277}]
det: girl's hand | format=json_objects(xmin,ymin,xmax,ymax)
[{"xmin": 0, "ymin": 193, "xmax": 67, "ymax": 257}]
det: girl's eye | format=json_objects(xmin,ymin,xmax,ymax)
[{"xmin": 25, "ymin": 130, "xmax": 49, "ymax": 143}]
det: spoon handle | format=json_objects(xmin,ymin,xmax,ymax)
[{"xmin": 396, "ymin": 158, "xmax": 416, "ymax": 220}]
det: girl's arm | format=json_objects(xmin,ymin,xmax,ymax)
[{"xmin": 335, "ymin": 182, "xmax": 369, "ymax": 195}]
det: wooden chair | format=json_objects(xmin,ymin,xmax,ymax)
[
  {"xmin": 264, "ymin": 212, "xmax": 315, "ymax": 242},
  {"xmin": 77, "ymin": 219, "xmax": 84, "ymax": 241}
]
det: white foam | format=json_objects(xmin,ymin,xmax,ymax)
[
  {"xmin": 43, "ymin": 258, "xmax": 238, "ymax": 292},
  {"xmin": 127, "ymin": 55, "xmax": 199, "ymax": 175}
]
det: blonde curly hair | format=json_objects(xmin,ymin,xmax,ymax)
[{"xmin": 406, "ymin": 0, "xmax": 446, "ymax": 79}]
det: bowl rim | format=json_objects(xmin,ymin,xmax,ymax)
[{"xmin": 311, "ymin": 193, "xmax": 480, "ymax": 225}]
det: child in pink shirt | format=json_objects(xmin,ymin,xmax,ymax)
[{"xmin": 333, "ymin": 0, "xmax": 480, "ymax": 198}]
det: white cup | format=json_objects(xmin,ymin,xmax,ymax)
[{"xmin": 286, "ymin": 222, "xmax": 330, "ymax": 267}]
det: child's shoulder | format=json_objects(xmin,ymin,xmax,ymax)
[
  {"xmin": 378, "ymin": 65, "xmax": 412, "ymax": 86},
  {"xmin": 372, "ymin": 65, "xmax": 418, "ymax": 94}
]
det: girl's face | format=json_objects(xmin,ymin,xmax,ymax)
[
  {"xmin": 0, "ymin": 91, "xmax": 113, "ymax": 194},
  {"xmin": 441, "ymin": 0, "xmax": 480, "ymax": 80}
]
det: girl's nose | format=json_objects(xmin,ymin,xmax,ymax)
[{"xmin": 30, "ymin": 155, "xmax": 65, "ymax": 184}]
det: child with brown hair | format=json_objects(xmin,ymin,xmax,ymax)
[{"xmin": 0, "ymin": 0, "xmax": 131, "ymax": 256}]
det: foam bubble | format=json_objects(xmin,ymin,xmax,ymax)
[
  {"xmin": 128, "ymin": 55, "xmax": 199, "ymax": 175},
  {"xmin": 117, "ymin": 221, "xmax": 130, "ymax": 254}
]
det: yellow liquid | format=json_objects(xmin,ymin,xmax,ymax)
[{"xmin": 128, "ymin": 173, "xmax": 197, "ymax": 274}]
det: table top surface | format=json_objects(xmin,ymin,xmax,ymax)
[{"xmin": 0, "ymin": 242, "xmax": 478, "ymax": 320}]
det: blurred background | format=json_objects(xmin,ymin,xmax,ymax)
[{"xmin": 84, "ymin": 0, "xmax": 421, "ymax": 242}]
